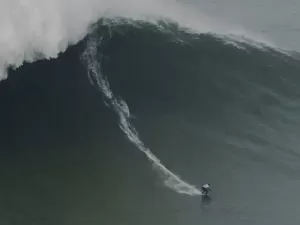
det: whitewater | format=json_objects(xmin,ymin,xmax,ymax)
[{"xmin": 0, "ymin": 0, "xmax": 275, "ymax": 81}]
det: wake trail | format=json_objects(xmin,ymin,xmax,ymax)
[{"xmin": 81, "ymin": 34, "xmax": 202, "ymax": 196}]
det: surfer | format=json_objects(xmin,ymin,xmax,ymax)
[{"xmin": 201, "ymin": 184, "xmax": 212, "ymax": 196}]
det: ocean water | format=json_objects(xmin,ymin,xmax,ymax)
[{"xmin": 1, "ymin": 1, "xmax": 300, "ymax": 224}]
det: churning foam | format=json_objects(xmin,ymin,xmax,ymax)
[
  {"xmin": 0, "ymin": 0, "xmax": 273, "ymax": 81},
  {"xmin": 81, "ymin": 34, "xmax": 202, "ymax": 196}
]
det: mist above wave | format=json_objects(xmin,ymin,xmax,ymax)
[{"xmin": 0, "ymin": 0, "xmax": 272, "ymax": 80}]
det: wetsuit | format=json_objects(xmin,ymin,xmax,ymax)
[{"xmin": 201, "ymin": 184, "xmax": 211, "ymax": 195}]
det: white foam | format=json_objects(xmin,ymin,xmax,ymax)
[
  {"xmin": 81, "ymin": 34, "xmax": 202, "ymax": 196},
  {"xmin": 0, "ymin": 0, "xmax": 278, "ymax": 81}
]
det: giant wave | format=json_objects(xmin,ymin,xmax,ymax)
[
  {"xmin": 1, "ymin": 5, "xmax": 300, "ymax": 223},
  {"xmin": 2, "ymin": 0, "xmax": 300, "ymax": 199}
]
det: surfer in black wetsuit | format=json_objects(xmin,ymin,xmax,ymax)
[{"xmin": 201, "ymin": 184, "xmax": 212, "ymax": 196}]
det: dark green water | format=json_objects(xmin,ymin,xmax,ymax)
[{"xmin": 1, "ymin": 22, "xmax": 300, "ymax": 225}]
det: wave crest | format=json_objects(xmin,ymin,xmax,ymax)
[{"xmin": 0, "ymin": 0, "xmax": 277, "ymax": 81}]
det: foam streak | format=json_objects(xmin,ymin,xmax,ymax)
[{"xmin": 81, "ymin": 34, "xmax": 202, "ymax": 196}]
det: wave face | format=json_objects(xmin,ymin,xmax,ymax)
[
  {"xmin": 79, "ymin": 21, "xmax": 300, "ymax": 222},
  {"xmin": 2, "ymin": 18, "xmax": 300, "ymax": 225}
]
